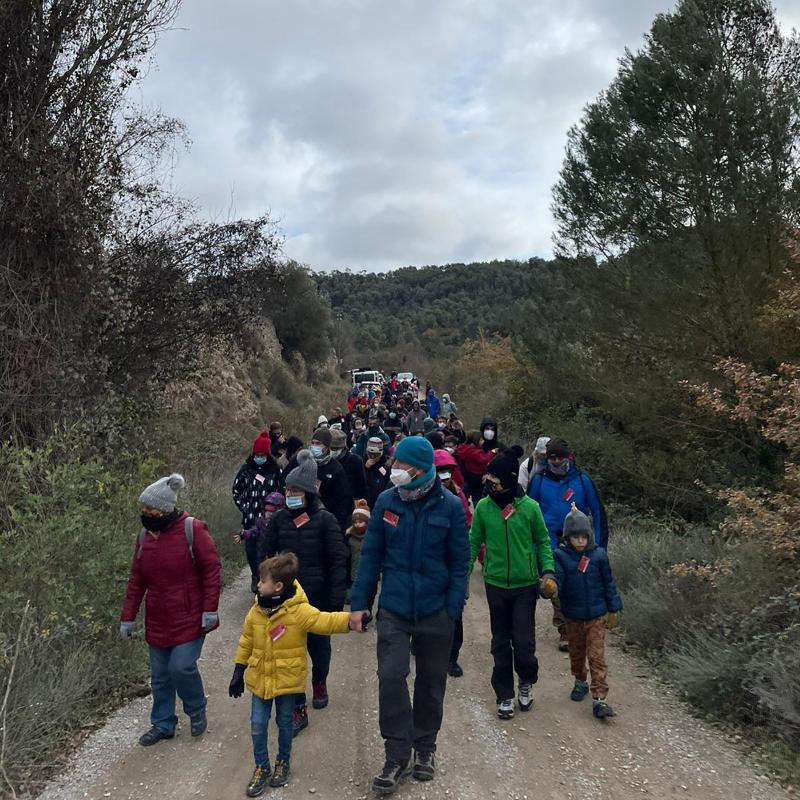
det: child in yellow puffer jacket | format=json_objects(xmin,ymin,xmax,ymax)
[{"xmin": 229, "ymin": 552, "xmax": 358, "ymax": 796}]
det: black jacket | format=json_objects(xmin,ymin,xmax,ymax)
[
  {"xmin": 280, "ymin": 454, "xmax": 352, "ymax": 534},
  {"xmin": 232, "ymin": 456, "xmax": 281, "ymax": 527},
  {"xmin": 364, "ymin": 454, "xmax": 392, "ymax": 509},
  {"xmin": 258, "ymin": 498, "xmax": 347, "ymax": 611},
  {"xmin": 337, "ymin": 450, "xmax": 368, "ymax": 504}
]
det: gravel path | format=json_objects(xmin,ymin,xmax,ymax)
[{"xmin": 39, "ymin": 568, "xmax": 787, "ymax": 800}]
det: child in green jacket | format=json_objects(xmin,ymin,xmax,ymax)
[{"xmin": 469, "ymin": 447, "xmax": 556, "ymax": 720}]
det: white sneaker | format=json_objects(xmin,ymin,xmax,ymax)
[
  {"xmin": 497, "ymin": 699, "xmax": 514, "ymax": 719},
  {"xmin": 518, "ymin": 683, "xmax": 534, "ymax": 712}
]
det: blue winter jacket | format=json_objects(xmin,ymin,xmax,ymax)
[
  {"xmin": 349, "ymin": 479, "xmax": 470, "ymax": 621},
  {"xmin": 425, "ymin": 393, "xmax": 441, "ymax": 420},
  {"xmin": 553, "ymin": 541, "xmax": 622, "ymax": 621},
  {"xmin": 528, "ymin": 464, "xmax": 605, "ymax": 548}
]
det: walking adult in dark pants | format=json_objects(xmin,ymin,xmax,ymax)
[
  {"xmin": 232, "ymin": 431, "xmax": 281, "ymax": 593},
  {"xmin": 468, "ymin": 448, "xmax": 557, "ymax": 720},
  {"xmin": 350, "ymin": 437, "xmax": 469, "ymax": 797},
  {"xmin": 259, "ymin": 450, "xmax": 347, "ymax": 735}
]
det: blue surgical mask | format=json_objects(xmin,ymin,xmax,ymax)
[
  {"xmin": 310, "ymin": 445, "xmax": 324, "ymax": 459},
  {"xmin": 253, "ymin": 455, "xmax": 267, "ymax": 465},
  {"xmin": 286, "ymin": 495, "xmax": 305, "ymax": 510}
]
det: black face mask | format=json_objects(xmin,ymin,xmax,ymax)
[
  {"xmin": 489, "ymin": 485, "xmax": 516, "ymax": 509},
  {"xmin": 140, "ymin": 509, "xmax": 180, "ymax": 532},
  {"xmin": 257, "ymin": 583, "xmax": 297, "ymax": 609}
]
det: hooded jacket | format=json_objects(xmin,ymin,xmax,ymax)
[
  {"xmin": 353, "ymin": 426, "xmax": 391, "ymax": 458},
  {"xmin": 553, "ymin": 539, "xmax": 622, "ymax": 620},
  {"xmin": 406, "ymin": 407, "xmax": 427, "ymax": 434},
  {"xmin": 426, "ymin": 392, "xmax": 441, "ymax": 419},
  {"xmin": 364, "ymin": 452, "xmax": 392, "ymax": 508},
  {"xmin": 527, "ymin": 463, "xmax": 606, "ymax": 547},
  {"xmin": 349, "ymin": 480, "xmax": 470, "ymax": 621},
  {"xmin": 469, "ymin": 491, "xmax": 554, "ymax": 589},
  {"xmin": 121, "ymin": 513, "xmax": 221, "ymax": 648},
  {"xmin": 235, "ymin": 582, "xmax": 350, "ymax": 700},
  {"xmin": 479, "ymin": 416, "xmax": 506, "ymax": 452},
  {"xmin": 258, "ymin": 498, "xmax": 347, "ymax": 611}
]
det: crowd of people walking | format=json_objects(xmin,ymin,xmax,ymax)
[{"xmin": 119, "ymin": 373, "xmax": 622, "ymax": 798}]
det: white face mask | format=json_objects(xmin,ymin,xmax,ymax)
[
  {"xmin": 483, "ymin": 429, "xmax": 495, "ymax": 441},
  {"xmin": 438, "ymin": 471, "xmax": 452, "ymax": 482},
  {"xmin": 390, "ymin": 468, "xmax": 413, "ymax": 486}
]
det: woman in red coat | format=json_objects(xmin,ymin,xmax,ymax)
[{"xmin": 120, "ymin": 474, "xmax": 221, "ymax": 747}]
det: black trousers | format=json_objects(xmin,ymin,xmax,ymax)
[
  {"xmin": 450, "ymin": 615, "xmax": 464, "ymax": 662},
  {"xmin": 376, "ymin": 608, "xmax": 454, "ymax": 763},
  {"xmin": 485, "ymin": 583, "xmax": 539, "ymax": 700},
  {"xmin": 245, "ymin": 537, "xmax": 260, "ymax": 586}
]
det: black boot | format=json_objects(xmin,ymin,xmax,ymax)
[
  {"xmin": 138, "ymin": 726, "xmax": 174, "ymax": 747},
  {"xmin": 372, "ymin": 759, "xmax": 412, "ymax": 796}
]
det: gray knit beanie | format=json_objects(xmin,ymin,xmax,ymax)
[
  {"xmin": 139, "ymin": 473, "xmax": 186, "ymax": 513},
  {"xmin": 312, "ymin": 427, "xmax": 332, "ymax": 448},
  {"xmin": 563, "ymin": 502, "xmax": 592, "ymax": 539},
  {"xmin": 285, "ymin": 450, "xmax": 318, "ymax": 493}
]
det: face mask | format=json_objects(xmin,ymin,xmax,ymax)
[
  {"xmin": 437, "ymin": 423, "xmax": 446, "ymax": 430},
  {"xmin": 389, "ymin": 412, "xmax": 397, "ymax": 419},
  {"xmin": 549, "ymin": 460, "xmax": 569, "ymax": 477},
  {"xmin": 140, "ymin": 510, "xmax": 179, "ymax": 532},
  {"xmin": 483, "ymin": 429, "xmax": 495, "ymax": 441},
  {"xmin": 286, "ymin": 495, "xmax": 305, "ymax": 510},
  {"xmin": 310, "ymin": 445, "xmax": 324, "ymax": 459},
  {"xmin": 367, "ymin": 450, "xmax": 382, "ymax": 459},
  {"xmin": 331, "ymin": 447, "xmax": 345, "ymax": 459},
  {"xmin": 253, "ymin": 455, "xmax": 268, "ymax": 465},
  {"xmin": 390, "ymin": 468, "xmax": 414, "ymax": 487},
  {"xmin": 445, "ymin": 447, "xmax": 455, "ymax": 454},
  {"xmin": 438, "ymin": 471, "xmax": 452, "ymax": 482}
]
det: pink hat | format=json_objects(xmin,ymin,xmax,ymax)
[{"xmin": 433, "ymin": 449, "xmax": 457, "ymax": 468}]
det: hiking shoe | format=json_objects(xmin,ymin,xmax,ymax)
[
  {"xmin": 292, "ymin": 705, "xmax": 308, "ymax": 737},
  {"xmin": 372, "ymin": 759, "xmax": 412, "ymax": 796},
  {"xmin": 558, "ymin": 633, "xmax": 570, "ymax": 652},
  {"xmin": 190, "ymin": 712, "xmax": 207, "ymax": 737},
  {"xmin": 447, "ymin": 661, "xmax": 463, "ymax": 678},
  {"xmin": 413, "ymin": 751, "xmax": 435, "ymax": 782},
  {"xmin": 246, "ymin": 765, "xmax": 271, "ymax": 797},
  {"xmin": 138, "ymin": 726, "xmax": 174, "ymax": 746},
  {"xmin": 593, "ymin": 699, "xmax": 615, "ymax": 719},
  {"xmin": 269, "ymin": 759, "xmax": 290, "ymax": 788},
  {"xmin": 312, "ymin": 681, "xmax": 329, "ymax": 709},
  {"xmin": 497, "ymin": 699, "xmax": 514, "ymax": 720},
  {"xmin": 570, "ymin": 679, "xmax": 589, "ymax": 702},
  {"xmin": 518, "ymin": 683, "xmax": 534, "ymax": 712}
]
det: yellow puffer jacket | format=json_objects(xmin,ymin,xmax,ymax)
[{"xmin": 234, "ymin": 581, "xmax": 350, "ymax": 700}]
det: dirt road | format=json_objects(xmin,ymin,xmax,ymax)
[{"xmin": 41, "ymin": 569, "xmax": 786, "ymax": 800}]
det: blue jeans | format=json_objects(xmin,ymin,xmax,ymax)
[
  {"xmin": 252, "ymin": 694, "xmax": 294, "ymax": 766},
  {"xmin": 148, "ymin": 636, "xmax": 206, "ymax": 734},
  {"xmin": 295, "ymin": 632, "xmax": 331, "ymax": 708}
]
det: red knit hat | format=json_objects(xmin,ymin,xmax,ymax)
[{"xmin": 252, "ymin": 431, "xmax": 272, "ymax": 455}]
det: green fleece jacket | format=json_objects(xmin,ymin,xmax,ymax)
[{"xmin": 469, "ymin": 494, "xmax": 554, "ymax": 589}]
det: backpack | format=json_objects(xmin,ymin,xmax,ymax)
[{"xmin": 137, "ymin": 516, "xmax": 195, "ymax": 563}]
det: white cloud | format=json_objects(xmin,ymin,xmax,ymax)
[{"xmin": 139, "ymin": 0, "xmax": 800, "ymax": 271}]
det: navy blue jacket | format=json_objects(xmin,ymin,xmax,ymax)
[
  {"xmin": 553, "ymin": 541, "xmax": 622, "ymax": 621},
  {"xmin": 349, "ymin": 479, "xmax": 469, "ymax": 621}
]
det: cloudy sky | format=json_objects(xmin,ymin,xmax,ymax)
[{"xmin": 139, "ymin": 0, "xmax": 800, "ymax": 272}]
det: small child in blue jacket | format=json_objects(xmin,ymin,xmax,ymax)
[{"xmin": 553, "ymin": 504, "xmax": 622, "ymax": 719}]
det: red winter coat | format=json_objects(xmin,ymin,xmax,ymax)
[
  {"xmin": 120, "ymin": 513, "xmax": 221, "ymax": 648},
  {"xmin": 456, "ymin": 443, "xmax": 494, "ymax": 475}
]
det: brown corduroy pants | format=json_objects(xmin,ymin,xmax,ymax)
[{"xmin": 565, "ymin": 616, "xmax": 609, "ymax": 699}]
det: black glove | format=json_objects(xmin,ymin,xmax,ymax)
[{"xmin": 229, "ymin": 663, "xmax": 246, "ymax": 698}]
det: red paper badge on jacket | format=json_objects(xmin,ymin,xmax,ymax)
[
  {"xmin": 269, "ymin": 623, "xmax": 287, "ymax": 641},
  {"xmin": 293, "ymin": 512, "xmax": 310, "ymax": 528},
  {"xmin": 563, "ymin": 487, "xmax": 574, "ymax": 502},
  {"xmin": 578, "ymin": 555, "xmax": 590, "ymax": 573},
  {"xmin": 501, "ymin": 504, "xmax": 515, "ymax": 520},
  {"xmin": 255, "ymin": 473, "xmax": 265, "ymax": 483},
  {"xmin": 383, "ymin": 510, "xmax": 400, "ymax": 527}
]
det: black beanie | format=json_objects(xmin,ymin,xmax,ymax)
[
  {"xmin": 546, "ymin": 438, "xmax": 569, "ymax": 459},
  {"xmin": 486, "ymin": 445, "xmax": 524, "ymax": 490}
]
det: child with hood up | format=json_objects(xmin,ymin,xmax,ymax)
[{"xmin": 553, "ymin": 504, "xmax": 622, "ymax": 719}]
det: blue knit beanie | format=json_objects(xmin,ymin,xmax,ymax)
[{"xmin": 393, "ymin": 436, "xmax": 434, "ymax": 470}]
